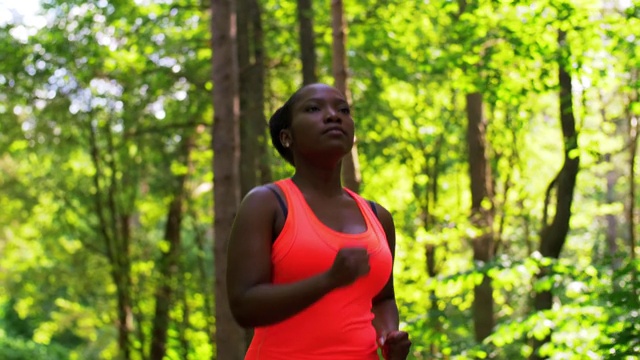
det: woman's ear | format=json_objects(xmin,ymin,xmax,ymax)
[{"xmin": 280, "ymin": 129, "xmax": 292, "ymax": 148}]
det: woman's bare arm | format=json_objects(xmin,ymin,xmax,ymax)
[{"xmin": 371, "ymin": 204, "xmax": 400, "ymax": 338}]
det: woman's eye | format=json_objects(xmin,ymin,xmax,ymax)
[
  {"xmin": 340, "ymin": 108, "xmax": 351, "ymax": 114},
  {"xmin": 305, "ymin": 106, "xmax": 319, "ymax": 112}
]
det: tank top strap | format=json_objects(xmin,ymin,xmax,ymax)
[
  {"xmin": 270, "ymin": 178, "xmax": 304, "ymax": 263},
  {"xmin": 273, "ymin": 178, "xmax": 301, "ymax": 213},
  {"xmin": 343, "ymin": 188, "xmax": 388, "ymax": 245}
]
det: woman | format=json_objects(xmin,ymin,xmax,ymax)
[{"xmin": 227, "ymin": 83, "xmax": 411, "ymax": 359}]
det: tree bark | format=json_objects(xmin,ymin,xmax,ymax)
[
  {"xmin": 238, "ymin": 0, "xmax": 267, "ymax": 196},
  {"xmin": 237, "ymin": 0, "xmax": 257, "ymax": 197},
  {"xmin": 211, "ymin": 0, "xmax": 245, "ymax": 358},
  {"xmin": 416, "ymin": 132, "xmax": 445, "ymax": 357},
  {"xmin": 237, "ymin": 0, "xmax": 266, "ymax": 347},
  {"xmin": 297, "ymin": 0, "xmax": 317, "ymax": 85},
  {"xmin": 531, "ymin": 30, "xmax": 581, "ymax": 360},
  {"xmin": 330, "ymin": 0, "xmax": 361, "ymax": 193},
  {"xmin": 465, "ymin": 91, "xmax": 496, "ymax": 343},
  {"xmin": 250, "ymin": 0, "xmax": 271, "ymax": 185},
  {"xmin": 604, "ymin": 154, "xmax": 622, "ymax": 268},
  {"xmin": 628, "ymin": 73, "xmax": 638, "ymax": 261},
  {"xmin": 598, "ymin": 94, "xmax": 621, "ymax": 268},
  {"xmin": 149, "ymin": 137, "xmax": 191, "ymax": 360},
  {"xmin": 88, "ymin": 119, "xmax": 133, "ymax": 360}
]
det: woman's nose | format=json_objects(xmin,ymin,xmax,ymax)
[{"xmin": 324, "ymin": 107, "xmax": 341, "ymax": 122}]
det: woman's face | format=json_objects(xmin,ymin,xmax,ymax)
[{"xmin": 281, "ymin": 84, "xmax": 355, "ymax": 164}]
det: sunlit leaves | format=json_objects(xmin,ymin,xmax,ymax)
[{"xmin": 1, "ymin": 0, "xmax": 638, "ymax": 358}]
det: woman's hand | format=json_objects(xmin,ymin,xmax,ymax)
[
  {"xmin": 379, "ymin": 330, "xmax": 411, "ymax": 360},
  {"xmin": 326, "ymin": 246, "xmax": 370, "ymax": 288}
]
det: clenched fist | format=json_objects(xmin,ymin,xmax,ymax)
[
  {"xmin": 326, "ymin": 247, "xmax": 370, "ymax": 288},
  {"xmin": 379, "ymin": 330, "xmax": 411, "ymax": 360}
]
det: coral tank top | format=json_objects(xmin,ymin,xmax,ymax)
[{"xmin": 244, "ymin": 178, "xmax": 393, "ymax": 360}]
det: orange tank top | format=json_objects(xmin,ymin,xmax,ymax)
[{"xmin": 245, "ymin": 178, "xmax": 393, "ymax": 360}]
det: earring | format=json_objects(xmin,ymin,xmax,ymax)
[{"xmin": 283, "ymin": 142, "xmax": 290, "ymax": 148}]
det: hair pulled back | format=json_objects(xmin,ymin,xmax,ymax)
[{"xmin": 268, "ymin": 87, "xmax": 306, "ymax": 165}]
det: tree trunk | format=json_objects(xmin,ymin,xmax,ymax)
[
  {"xmin": 149, "ymin": 137, "xmax": 191, "ymax": 360},
  {"xmin": 604, "ymin": 154, "xmax": 621, "ymax": 268},
  {"xmin": 149, "ymin": 193, "xmax": 183, "ymax": 360},
  {"xmin": 466, "ymin": 92, "xmax": 496, "ymax": 343},
  {"xmin": 179, "ymin": 271, "xmax": 191, "ymax": 360},
  {"xmin": 297, "ymin": 0, "xmax": 317, "ymax": 85},
  {"xmin": 598, "ymin": 95, "xmax": 621, "ymax": 269},
  {"xmin": 188, "ymin": 203, "xmax": 217, "ymax": 355},
  {"xmin": 238, "ymin": 0, "xmax": 266, "ymax": 347},
  {"xmin": 211, "ymin": 0, "xmax": 245, "ymax": 359},
  {"xmin": 628, "ymin": 72, "xmax": 638, "ymax": 261},
  {"xmin": 250, "ymin": 0, "xmax": 271, "ymax": 185},
  {"xmin": 239, "ymin": 0, "xmax": 267, "ymax": 196},
  {"xmin": 630, "ymin": 138, "xmax": 637, "ymax": 260},
  {"xmin": 238, "ymin": 0, "xmax": 257, "ymax": 197},
  {"xmin": 115, "ymin": 276, "xmax": 133, "ymax": 360},
  {"xmin": 531, "ymin": 30, "xmax": 580, "ymax": 360},
  {"xmin": 88, "ymin": 120, "xmax": 133, "ymax": 360},
  {"xmin": 418, "ymin": 133, "xmax": 445, "ymax": 357},
  {"xmin": 330, "ymin": 0, "xmax": 361, "ymax": 193}
]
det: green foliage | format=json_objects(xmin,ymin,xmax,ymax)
[
  {"xmin": 1, "ymin": 0, "xmax": 639, "ymax": 358},
  {"xmin": 598, "ymin": 260, "xmax": 640, "ymax": 358},
  {"xmin": 0, "ymin": 334, "xmax": 68, "ymax": 360}
]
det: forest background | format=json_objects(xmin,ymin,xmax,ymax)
[{"xmin": 0, "ymin": 0, "xmax": 639, "ymax": 359}]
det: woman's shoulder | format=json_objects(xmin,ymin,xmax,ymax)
[
  {"xmin": 243, "ymin": 183, "xmax": 279, "ymax": 200},
  {"xmin": 239, "ymin": 183, "xmax": 283, "ymax": 211},
  {"xmin": 361, "ymin": 198, "xmax": 394, "ymax": 228}
]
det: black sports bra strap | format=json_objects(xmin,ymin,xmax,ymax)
[
  {"xmin": 368, "ymin": 200, "xmax": 378, "ymax": 217},
  {"xmin": 266, "ymin": 184, "xmax": 288, "ymax": 219}
]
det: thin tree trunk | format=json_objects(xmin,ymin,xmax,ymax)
[
  {"xmin": 466, "ymin": 92, "xmax": 496, "ymax": 343},
  {"xmin": 598, "ymin": 92, "xmax": 621, "ymax": 268},
  {"xmin": 239, "ymin": 0, "xmax": 267, "ymax": 195},
  {"xmin": 250, "ymin": 0, "xmax": 271, "ymax": 185},
  {"xmin": 238, "ymin": 0, "xmax": 257, "ymax": 196},
  {"xmin": 149, "ymin": 137, "xmax": 191, "ymax": 360},
  {"xmin": 149, "ymin": 194, "xmax": 183, "ymax": 359},
  {"xmin": 211, "ymin": 0, "xmax": 245, "ymax": 358},
  {"xmin": 179, "ymin": 271, "xmax": 191, "ymax": 360},
  {"xmin": 188, "ymin": 204, "xmax": 216, "ymax": 354},
  {"xmin": 238, "ymin": 0, "xmax": 266, "ymax": 347},
  {"xmin": 330, "ymin": 0, "xmax": 361, "ymax": 193},
  {"xmin": 297, "ymin": 0, "xmax": 317, "ymax": 85},
  {"xmin": 531, "ymin": 30, "xmax": 581, "ymax": 360},
  {"xmin": 421, "ymin": 132, "xmax": 445, "ymax": 357},
  {"xmin": 628, "ymin": 72, "xmax": 638, "ymax": 261},
  {"xmin": 107, "ymin": 120, "xmax": 134, "ymax": 360},
  {"xmin": 604, "ymin": 154, "xmax": 621, "ymax": 266},
  {"xmin": 88, "ymin": 119, "xmax": 133, "ymax": 360},
  {"xmin": 630, "ymin": 130, "xmax": 637, "ymax": 259}
]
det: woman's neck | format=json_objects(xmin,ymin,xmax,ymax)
[{"xmin": 291, "ymin": 161, "xmax": 344, "ymax": 198}]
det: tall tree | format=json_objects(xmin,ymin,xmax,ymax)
[
  {"xmin": 330, "ymin": 0, "xmax": 361, "ymax": 193},
  {"xmin": 297, "ymin": 0, "xmax": 317, "ymax": 85},
  {"xmin": 211, "ymin": 0, "xmax": 245, "ymax": 358},
  {"xmin": 87, "ymin": 116, "xmax": 135, "ymax": 360},
  {"xmin": 599, "ymin": 95, "xmax": 622, "ymax": 269},
  {"xmin": 628, "ymin": 71, "xmax": 638, "ymax": 261},
  {"xmin": 419, "ymin": 132, "xmax": 447, "ymax": 357},
  {"xmin": 237, "ymin": 0, "xmax": 267, "ymax": 348},
  {"xmin": 532, "ymin": 29, "xmax": 581, "ymax": 360},
  {"xmin": 466, "ymin": 92, "xmax": 496, "ymax": 342},
  {"xmin": 238, "ymin": 0, "xmax": 268, "ymax": 196},
  {"xmin": 149, "ymin": 136, "xmax": 192, "ymax": 360}
]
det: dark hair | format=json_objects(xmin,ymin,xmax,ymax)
[{"xmin": 268, "ymin": 87, "xmax": 306, "ymax": 165}]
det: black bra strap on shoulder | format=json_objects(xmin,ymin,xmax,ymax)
[
  {"xmin": 368, "ymin": 200, "xmax": 378, "ymax": 217},
  {"xmin": 266, "ymin": 184, "xmax": 288, "ymax": 219}
]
